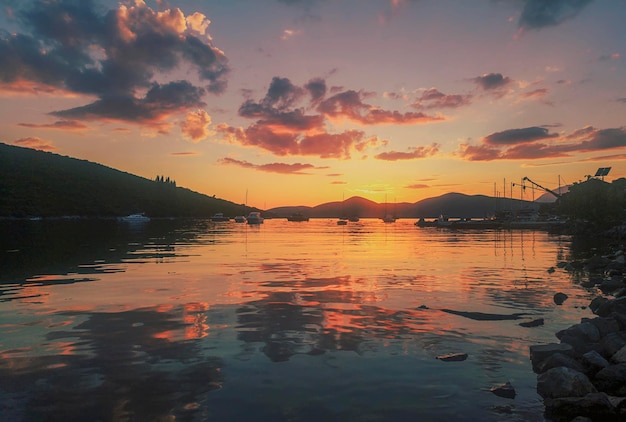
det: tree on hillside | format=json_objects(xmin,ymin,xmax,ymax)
[{"xmin": 556, "ymin": 178, "xmax": 626, "ymax": 230}]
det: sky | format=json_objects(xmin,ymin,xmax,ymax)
[{"xmin": 1, "ymin": 0, "xmax": 625, "ymax": 209}]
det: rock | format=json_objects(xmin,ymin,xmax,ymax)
[
  {"xmin": 536, "ymin": 352, "xmax": 586, "ymax": 374},
  {"xmin": 554, "ymin": 292, "xmax": 568, "ymax": 305},
  {"xmin": 547, "ymin": 266, "xmax": 555, "ymax": 273},
  {"xmin": 594, "ymin": 364, "xmax": 626, "ymax": 395},
  {"xmin": 611, "ymin": 345, "xmax": 626, "ymax": 363},
  {"xmin": 600, "ymin": 332, "xmax": 626, "ymax": 358},
  {"xmin": 530, "ymin": 343, "xmax": 574, "ymax": 373},
  {"xmin": 557, "ymin": 322, "xmax": 601, "ymax": 343},
  {"xmin": 436, "ymin": 352, "xmax": 467, "ymax": 362},
  {"xmin": 590, "ymin": 297, "xmax": 610, "ymax": 315},
  {"xmin": 490, "ymin": 381, "xmax": 516, "ymax": 399},
  {"xmin": 544, "ymin": 392, "xmax": 616, "ymax": 421},
  {"xmin": 582, "ymin": 350, "xmax": 610, "ymax": 374},
  {"xmin": 586, "ymin": 316, "xmax": 621, "ymax": 338},
  {"xmin": 600, "ymin": 277, "xmax": 626, "ymax": 294},
  {"xmin": 519, "ymin": 318, "xmax": 544, "ymax": 328},
  {"xmin": 536, "ymin": 367, "xmax": 597, "ymax": 399}
]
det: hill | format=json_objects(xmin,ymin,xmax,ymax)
[
  {"xmin": 268, "ymin": 192, "xmax": 539, "ymax": 219},
  {"xmin": 0, "ymin": 142, "xmax": 253, "ymax": 218}
]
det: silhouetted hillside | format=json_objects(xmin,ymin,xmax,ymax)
[{"xmin": 0, "ymin": 143, "xmax": 253, "ymax": 218}]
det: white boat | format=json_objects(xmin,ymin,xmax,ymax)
[
  {"xmin": 234, "ymin": 215, "xmax": 246, "ymax": 223},
  {"xmin": 119, "ymin": 213, "xmax": 150, "ymax": 222},
  {"xmin": 211, "ymin": 212, "xmax": 230, "ymax": 222},
  {"xmin": 247, "ymin": 211, "xmax": 264, "ymax": 224}
]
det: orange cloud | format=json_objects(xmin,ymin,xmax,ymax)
[
  {"xmin": 218, "ymin": 157, "xmax": 329, "ymax": 174},
  {"xmin": 374, "ymin": 144, "xmax": 440, "ymax": 161},
  {"xmin": 180, "ymin": 110, "xmax": 213, "ymax": 142},
  {"xmin": 18, "ymin": 120, "xmax": 89, "ymax": 131},
  {"xmin": 13, "ymin": 137, "xmax": 56, "ymax": 151}
]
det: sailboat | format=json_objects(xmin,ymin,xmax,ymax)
[
  {"xmin": 381, "ymin": 194, "xmax": 396, "ymax": 223},
  {"xmin": 234, "ymin": 190, "xmax": 247, "ymax": 223},
  {"xmin": 337, "ymin": 193, "xmax": 347, "ymax": 225}
]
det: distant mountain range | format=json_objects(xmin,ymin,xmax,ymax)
[
  {"xmin": 268, "ymin": 193, "xmax": 540, "ymax": 219},
  {"xmin": 1, "ymin": 142, "xmax": 544, "ymax": 219}
]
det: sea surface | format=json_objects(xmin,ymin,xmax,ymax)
[{"xmin": 0, "ymin": 218, "xmax": 600, "ymax": 421}]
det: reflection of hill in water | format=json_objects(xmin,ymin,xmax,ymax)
[{"xmin": 0, "ymin": 219, "xmax": 231, "ymax": 293}]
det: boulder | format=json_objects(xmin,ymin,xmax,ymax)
[
  {"xmin": 536, "ymin": 352, "xmax": 585, "ymax": 374},
  {"xmin": 594, "ymin": 364, "xmax": 626, "ymax": 395},
  {"xmin": 611, "ymin": 345, "xmax": 626, "ymax": 363},
  {"xmin": 600, "ymin": 332, "xmax": 626, "ymax": 358},
  {"xmin": 581, "ymin": 350, "xmax": 610, "ymax": 374},
  {"xmin": 436, "ymin": 352, "xmax": 467, "ymax": 362},
  {"xmin": 529, "ymin": 343, "xmax": 574, "ymax": 373},
  {"xmin": 536, "ymin": 367, "xmax": 597, "ymax": 399},
  {"xmin": 544, "ymin": 392, "xmax": 616, "ymax": 421}
]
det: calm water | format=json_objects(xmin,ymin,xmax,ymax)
[{"xmin": 0, "ymin": 218, "xmax": 598, "ymax": 421}]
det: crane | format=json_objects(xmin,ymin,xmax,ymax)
[{"xmin": 520, "ymin": 177, "xmax": 562, "ymax": 199}]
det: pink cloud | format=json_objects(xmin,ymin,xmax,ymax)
[{"xmin": 13, "ymin": 137, "xmax": 56, "ymax": 151}]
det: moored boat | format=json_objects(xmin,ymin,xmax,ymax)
[
  {"xmin": 287, "ymin": 213, "xmax": 309, "ymax": 222},
  {"xmin": 211, "ymin": 212, "xmax": 230, "ymax": 222},
  {"xmin": 119, "ymin": 213, "xmax": 150, "ymax": 223},
  {"xmin": 247, "ymin": 211, "xmax": 264, "ymax": 224}
]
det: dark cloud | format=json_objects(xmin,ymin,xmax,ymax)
[
  {"xmin": 0, "ymin": 0, "xmax": 229, "ymax": 128},
  {"xmin": 459, "ymin": 126, "xmax": 626, "ymax": 161},
  {"xmin": 374, "ymin": 144, "xmax": 440, "ymax": 161},
  {"xmin": 304, "ymin": 78, "xmax": 327, "ymax": 104},
  {"xmin": 518, "ymin": 0, "xmax": 594, "ymax": 31},
  {"xmin": 484, "ymin": 126, "xmax": 559, "ymax": 145},
  {"xmin": 472, "ymin": 73, "xmax": 512, "ymax": 91},
  {"xmin": 618, "ymin": 98, "xmax": 626, "ymax": 104},
  {"xmin": 412, "ymin": 88, "xmax": 472, "ymax": 109},
  {"xmin": 52, "ymin": 81, "xmax": 206, "ymax": 129},
  {"xmin": 318, "ymin": 90, "xmax": 444, "ymax": 125},
  {"xmin": 218, "ymin": 157, "xmax": 328, "ymax": 174}
]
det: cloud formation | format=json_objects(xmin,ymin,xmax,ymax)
[
  {"xmin": 0, "ymin": 0, "xmax": 229, "ymax": 130},
  {"xmin": 18, "ymin": 120, "xmax": 88, "ymax": 131},
  {"xmin": 459, "ymin": 126, "xmax": 626, "ymax": 161},
  {"xmin": 13, "ymin": 136, "xmax": 55, "ymax": 151},
  {"xmin": 518, "ymin": 0, "xmax": 594, "ymax": 31},
  {"xmin": 218, "ymin": 157, "xmax": 328, "ymax": 174},
  {"xmin": 217, "ymin": 75, "xmax": 445, "ymax": 159},
  {"xmin": 411, "ymin": 88, "xmax": 472, "ymax": 110},
  {"xmin": 374, "ymin": 144, "xmax": 440, "ymax": 161},
  {"xmin": 180, "ymin": 110, "xmax": 213, "ymax": 142},
  {"xmin": 472, "ymin": 73, "xmax": 513, "ymax": 91}
]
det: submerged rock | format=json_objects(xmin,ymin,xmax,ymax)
[
  {"xmin": 436, "ymin": 352, "xmax": 468, "ymax": 362},
  {"xmin": 490, "ymin": 381, "xmax": 516, "ymax": 399}
]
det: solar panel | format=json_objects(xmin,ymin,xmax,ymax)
[{"xmin": 594, "ymin": 167, "xmax": 611, "ymax": 177}]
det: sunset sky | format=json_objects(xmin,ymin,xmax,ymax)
[{"xmin": 1, "ymin": 0, "xmax": 625, "ymax": 209}]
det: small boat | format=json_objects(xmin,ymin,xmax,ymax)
[
  {"xmin": 119, "ymin": 213, "xmax": 150, "ymax": 222},
  {"xmin": 211, "ymin": 212, "xmax": 230, "ymax": 222},
  {"xmin": 247, "ymin": 211, "xmax": 264, "ymax": 224},
  {"xmin": 234, "ymin": 215, "xmax": 246, "ymax": 223},
  {"xmin": 382, "ymin": 214, "xmax": 396, "ymax": 223},
  {"xmin": 348, "ymin": 216, "xmax": 359, "ymax": 222},
  {"xmin": 287, "ymin": 213, "xmax": 309, "ymax": 222},
  {"xmin": 337, "ymin": 218, "xmax": 347, "ymax": 226}
]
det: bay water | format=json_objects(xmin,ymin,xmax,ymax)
[{"xmin": 0, "ymin": 218, "xmax": 598, "ymax": 421}]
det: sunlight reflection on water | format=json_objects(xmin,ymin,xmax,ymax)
[{"xmin": 0, "ymin": 218, "xmax": 598, "ymax": 421}]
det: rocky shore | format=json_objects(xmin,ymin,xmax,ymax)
[{"xmin": 529, "ymin": 244, "xmax": 626, "ymax": 421}]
